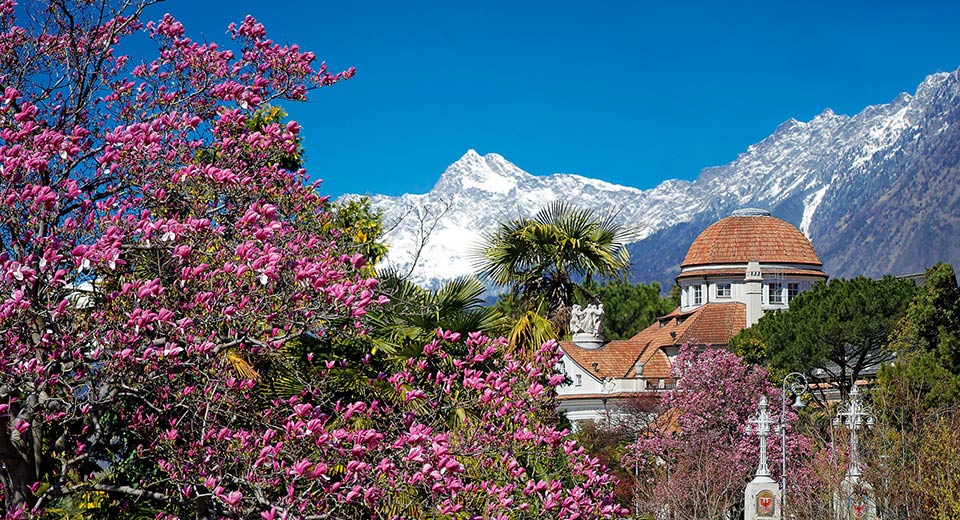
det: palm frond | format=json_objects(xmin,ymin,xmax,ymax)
[
  {"xmin": 508, "ymin": 310, "xmax": 556, "ymax": 352},
  {"xmin": 474, "ymin": 200, "xmax": 633, "ymax": 329},
  {"xmin": 224, "ymin": 349, "xmax": 260, "ymax": 381}
]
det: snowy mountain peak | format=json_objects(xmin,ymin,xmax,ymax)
[
  {"xmin": 813, "ymin": 107, "xmax": 845, "ymax": 121},
  {"xmin": 892, "ymin": 92, "xmax": 912, "ymax": 105},
  {"xmin": 919, "ymin": 70, "xmax": 951, "ymax": 89},
  {"xmin": 356, "ymin": 67, "xmax": 960, "ymax": 291},
  {"xmin": 434, "ymin": 150, "xmax": 531, "ymax": 194},
  {"xmin": 911, "ymin": 70, "xmax": 956, "ymax": 104},
  {"xmin": 776, "ymin": 118, "xmax": 804, "ymax": 133}
]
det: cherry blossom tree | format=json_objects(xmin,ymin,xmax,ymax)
[
  {"xmin": 624, "ymin": 346, "xmax": 812, "ymax": 519},
  {"xmin": 0, "ymin": 1, "xmax": 626, "ymax": 518}
]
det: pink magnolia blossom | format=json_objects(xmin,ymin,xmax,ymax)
[
  {"xmin": 0, "ymin": 2, "xmax": 625, "ymax": 518},
  {"xmin": 624, "ymin": 344, "xmax": 813, "ymax": 519}
]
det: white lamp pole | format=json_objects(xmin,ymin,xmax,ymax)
[
  {"xmin": 833, "ymin": 384, "xmax": 874, "ymax": 480},
  {"xmin": 781, "ymin": 372, "xmax": 808, "ymax": 516},
  {"xmin": 747, "ymin": 395, "xmax": 775, "ymax": 477}
]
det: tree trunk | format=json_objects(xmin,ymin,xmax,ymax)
[{"xmin": 0, "ymin": 417, "xmax": 36, "ymax": 514}]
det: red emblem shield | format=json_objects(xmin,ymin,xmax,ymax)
[
  {"xmin": 756, "ymin": 490, "xmax": 775, "ymax": 517},
  {"xmin": 851, "ymin": 493, "xmax": 868, "ymax": 519}
]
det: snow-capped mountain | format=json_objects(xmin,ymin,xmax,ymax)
[
  {"xmin": 361, "ymin": 151, "xmax": 654, "ymax": 289},
  {"xmin": 350, "ymin": 67, "xmax": 960, "ymax": 290}
]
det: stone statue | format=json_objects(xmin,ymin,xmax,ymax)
[
  {"xmin": 584, "ymin": 303, "xmax": 604, "ymax": 336},
  {"xmin": 571, "ymin": 303, "xmax": 604, "ymax": 349},
  {"xmin": 569, "ymin": 304, "xmax": 587, "ymax": 334},
  {"xmin": 570, "ymin": 303, "xmax": 603, "ymax": 336}
]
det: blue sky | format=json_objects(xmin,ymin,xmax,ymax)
[{"xmin": 163, "ymin": 0, "xmax": 960, "ymax": 198}]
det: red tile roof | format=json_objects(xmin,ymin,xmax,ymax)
[
  {"xmin": 561, "ymin": 334, "xmax": 649, "ymax": 380},
  {"xmin": 560, "ymin": 302, "xmax": 746, "ymax": 380},
  {"xmin": 681, "ymin": 216, "xmax": 822, "ymax": 268}
]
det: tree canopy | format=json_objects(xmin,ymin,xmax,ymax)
[
  {"xmin": 865, "ymin": 263, "xmax": 960, "ymax": 518},
  {"xmin": 886, "ymin": 262, "xmax": 960, "ymax": 374},
  {"xmin": 475, "ymin": 201, "xmax": 632, "ymax": 342},
  {"xmin": 730, "ymin": 276, "xmax": 919, "ymax": 397},
  {"xmin": 0, "ymin": 2, "xmax": 625, "ymax": 518}
]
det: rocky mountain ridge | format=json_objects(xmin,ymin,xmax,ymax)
[{"xmin": 352, "ymin": 68, "xmax": 960, "ymax": 290}]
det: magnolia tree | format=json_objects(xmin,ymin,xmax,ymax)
[
  {"xmin": 624, "ymin": 346, "xmax": 813, "ymax": 519},
  {"xmin": 0, "ymin": 1, "xmax": 625, "ymax": 518}
]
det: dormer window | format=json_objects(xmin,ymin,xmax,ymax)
[
  {"xmin": 692, "ymin": 285, "xmax": 703, "ymax": 305},
  {"xmin": 716, "ymin": 283, "xmax": 731, "ymax": 298},
  {"xmin": 769, "ymin": 282, "xmax": 784, "ymax": 304},
  {"xmin": 634, "ymin": 361, "xmax": 644, "ymax": 377},
  {"xmin": 787, "ymin": 282, "xmax": 799, "ymax": 302}
]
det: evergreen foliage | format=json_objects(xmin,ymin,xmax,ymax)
[
  {"xmin": 730, "ymin": 276, "xmax": 919, "ymax": 397},
  {"xmin": 887, "ymin": 262, "xmax": 960, "ymax": 374},
  {"xmin": 475, "ymin": 201, "xmax": 632, "ymax": 344},
  {"xmin": 576, "ymin": 279, "xmax": 676, "ymax": 340},
  {"xmin": 862, "ymin": 263, "xmax": 960, "ymax": 518}
]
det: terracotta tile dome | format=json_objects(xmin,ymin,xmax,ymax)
[{"xmin": 681, "ymin": 211, "xmax": 823, "ymax": 268}]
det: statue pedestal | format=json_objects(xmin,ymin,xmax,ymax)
[
  {"xmin": 744, "ymin": 475, "xmax": 780, "ymax": 520},
  {"xmin": 571, "ymin": 333, "xmax": 603, "ymax": 349},
  {"xmin": 835, "ymin": 477, "xmax": 877, "ymax": 520}
]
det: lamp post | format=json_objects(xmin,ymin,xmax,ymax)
[
  {"xmin": 745, "ymin": 394, "xmax": 778, "ymax": 520},
  {"xmin": 833, "ymin": 384, "xmax": 873, "ymax": 480},
  {"xmin": 833, "ymin": 384, "xmax": 875, "ymax": 519},
  {"xmin": 781, "ymin": 372, "xmax": 808, "ymax": 517}
]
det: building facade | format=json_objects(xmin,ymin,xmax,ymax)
[{"xmin": 557, "ymin": 208, "xmax": 828, "ymax": 427}]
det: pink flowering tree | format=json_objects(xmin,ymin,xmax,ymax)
[
  {"xmin": 624, "ymin": 345, "xmax": 812, "ymax": 519},
  {"xmin": 0, "ymin": 1, "xmax": 626, "ymax": 518},
  {"xmin": 147, "ymin": 335, "xmax": 626, "ymax": 519}
]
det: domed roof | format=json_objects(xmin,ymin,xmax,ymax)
[{"xmin": 681, "ymin": 210, "xmax": 822, "ymax": 268}]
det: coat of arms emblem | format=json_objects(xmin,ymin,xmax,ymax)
[
  {"xmin": 756, "ymin": 490, "xmax": 775, "ymax": 517},
  {"xmin": 850, "ymin": 492, "xmax": 868, "ymax": 519}
]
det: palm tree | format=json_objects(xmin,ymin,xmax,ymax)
[
  {"xmin": 259, "ymin": 272, "xmax": 507, "ymax": 406},
  {"xmin": 475, "ymin": 201, "xmax": 633, "ymax": 342},
  {"xmin": 366, "ymin": 271, "xmax": 507, "ymax": 363}
]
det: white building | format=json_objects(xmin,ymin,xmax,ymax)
[{"xmin": 557, "ymin": 208, "xmax": 828, "ymax": 428}]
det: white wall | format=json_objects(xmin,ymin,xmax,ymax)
[
  {"xmin": 677, "ymin": 266, "xmax": 823, "ymax": 313},
  {"xmin": 557, "ymin": 352, "xmax": 669, "ymax": 430}
]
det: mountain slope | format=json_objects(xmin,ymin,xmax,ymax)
[
  {"xmin": 364, "ymin": 151, "xmax": 659, "ymax": 289},
  {"xmin": 352, "ymin": 67, "xmax": 960, "ymax": 290},
  {"xmin": 808, "ymin": 72, "xmax": 960, "ymax": 277}
]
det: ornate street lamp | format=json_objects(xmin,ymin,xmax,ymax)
[
  {"xmin": 747, "ymin": 395, "xmax": 775, "ymax": 477},
  {"xmin": 781, "ymin": 372, "xmax": 808, "ymax": 516},
  {"xmin": 833, "ymin": 384, "xmax": 874, "ymax": 480},
  {"xmin": 833, "ymin": 384, "xmax": 876, "ymax": 519},
  {"xmin": 745, "ymin": 395, "xmax": 778, "ymax": 520}
]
